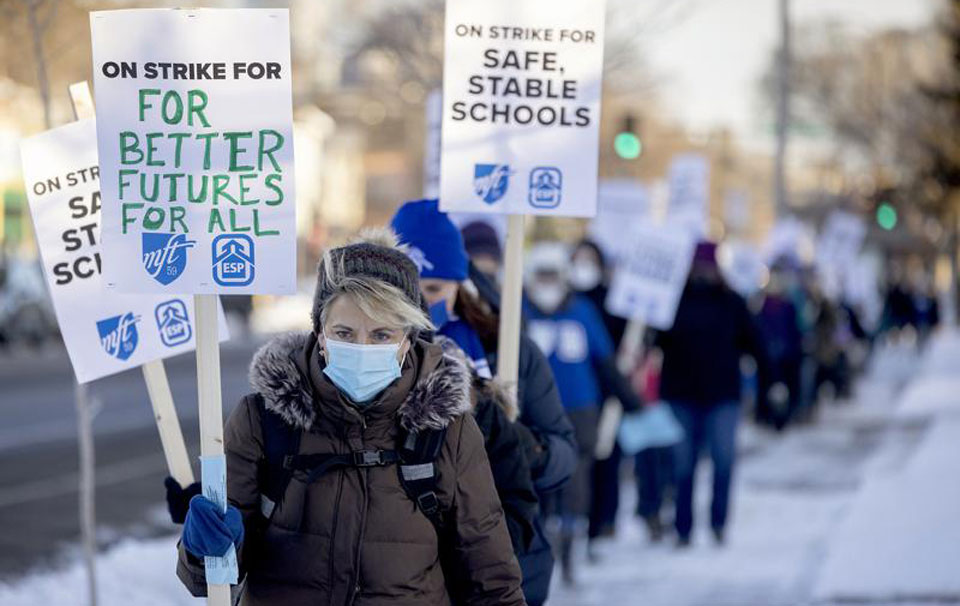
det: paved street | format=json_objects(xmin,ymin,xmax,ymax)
[{"xmin": 0, "ymin": 338, "xmax": 263, "ymax": 578}]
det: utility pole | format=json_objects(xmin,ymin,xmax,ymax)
[{"xmin": 773, "ymin": 0, "xmax": 791, "ymax": 217}]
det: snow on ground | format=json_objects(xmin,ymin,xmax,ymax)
[
  {"xmin": 0, "ymin": 536, "xmax": 189, "ymax": 606},
  {"xmin": 0, "ymin": 333, "xmax": 955, "ymax": 606},
  {"xmin": 549, "ymin": 337, "xmax": 934, "ymax": 606},
  {"xmin": 814, "ymin": 330, "xmax": 960, "ymax": 604}
]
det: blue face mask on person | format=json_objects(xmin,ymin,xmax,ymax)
[
  {"xmin": 429, "ymin": 300, "xmax": 450, "ymax": 330},
  {"xmin": 322, "ymin": 334, "xmax": 405, "ymax": 404}
]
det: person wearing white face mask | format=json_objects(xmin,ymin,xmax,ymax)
[
  {"xmin": 522, "ymin": 242, "xmax": 644, "ymax": 586},
  {"xmin": 175, "ymin": 230, "xmax": 524, "ymax": 606}
]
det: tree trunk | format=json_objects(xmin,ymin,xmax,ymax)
[
  {"xmin": 27, "ymin": 0, "xmax": 52, "ymax": 129},
  {"xmin": 773, "ymin": 0, "xmax": 791, "ymax": 218}
]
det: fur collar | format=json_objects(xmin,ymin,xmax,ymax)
[{"xmin": 248, "ymin": 332, "xmax": 472, "ymax": 433}]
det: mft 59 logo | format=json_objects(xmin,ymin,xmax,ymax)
[
  {"xmin": 96, "ymin": 312, "xmax": 140, "ymax": 361},
  {"xmin": 473, "ymin": 164, "xmax": 513, "ymax": 204},
  {"xmin": 155, "ymin": 299, "xmax": 192, "ymax": 347},
  {"xmin": 142, "ymin": 233, "xmax": 195, "ymax": 285},
  {"xmin": 212, "ymin": 234, "xmax": 255, "ymax": 287}
]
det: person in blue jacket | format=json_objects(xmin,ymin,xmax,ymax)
[
  {"xmin": 523, "ymin": 242, "xmax": 642, "ymax": 586},
  {"xmin": 390, "ymin": 199, "xmax": 576, "ymax": 606}
]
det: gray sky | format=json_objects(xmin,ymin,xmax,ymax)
[{"xmin": 636, "ymin": 0, "xmax": 939, "ymax": 146}]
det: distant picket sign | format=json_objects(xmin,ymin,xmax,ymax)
[
  {"xmin": 588, "ymin": 179, "xmax": 651, "ymax": 263},
  {"xmin": 816, "ymin": 210, "xmax": 866, "ymax": 300},
  {"xmin": 439, "ymin": 0, "xmax": 606, "ymax": 217},
  {"xmin": 667, "ymin": 153, "xmax": 710, "ymax": 236},
  {"xmin": 605, "ymin": 221, "xmax": 696, "ymax": 330},
  {"xmin": 90, "ymin": 9, "xmax": 296, "ymax": 295},
  {"xmin": 20, "ymin": 119, "xmax": 227, "ymax": 384}
]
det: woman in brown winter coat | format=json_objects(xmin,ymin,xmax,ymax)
[{"xmin": 176, "ymin": 232, "xmax": 525, "ymax": 606}]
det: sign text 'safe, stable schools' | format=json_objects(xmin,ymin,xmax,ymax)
[{"xmin": 440, "ymin": 0, "xmax": 606, "ymax": 217}]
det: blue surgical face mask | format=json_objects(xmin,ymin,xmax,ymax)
[
  {"xmin": 429, "ymin": 300, "xmax": 450, "ymax": 330},
  {"xmin": 322, "ymin": 334, "xmax": 405, "ymax": 404}
]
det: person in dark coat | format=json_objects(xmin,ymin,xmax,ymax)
[
  {"xmin": 754, "ymin": 270, "xmax": 804, "ymax": 431},
  {"xmin": 461, "ymin": 220, "xmax": 503, "ymax": 286},
  {"xmin": 568, "ymin": 240, "xmax": 630, "ymax": 543},
  {"xmin": 432, "ymin": 335, "xmax": 539, "ymax": 554},
  {"xmin": 391, "ymin": 199, "xmax": 575, "ymax": 605},
  {"xmin": 523, "ymin": 242, "xmax": 643, "ymax": 585},
  {"xmin": 175, "ymin": 231, "xmax": 524, "ymax": 605},
  {"xmin": 653, "ymin": 241, "xmax": 767, "ymax": 547}
]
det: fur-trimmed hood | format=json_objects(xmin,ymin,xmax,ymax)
[{"xmin": 248, "ymin": 331, "xmax": 472, "ymax": 433}]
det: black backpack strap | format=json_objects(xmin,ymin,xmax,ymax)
[
  {"xmin": 397, "ymin": 427, "xmax": 448, "ymax": 529},
  {"xmin": 256, "ymin": 394, "xmax": 302, "ymax": 520}
]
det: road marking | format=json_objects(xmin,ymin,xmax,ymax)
[{"xmin": 0, "ymin": 453, "xmax": 169, "ymax": 508}]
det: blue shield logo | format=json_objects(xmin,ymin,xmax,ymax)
[
  {"xmin": 96, "ymin": 312, "xmax": 140, "ymax": 361},
  {"xmin": 212, "ymin": 234, "xmax": 255, "ymax": 287},
  {"xmin": 142, "ymin": 233, "xmax": 196, "ymax": 285},
  {"xmin": 155, "ymin": 299, "xmax": 192, "ymax": 347},
  {"xmin": 528, "ymin": 167, "xmax": 563, "ymax": 209},
  {"xmin": 473, "ymin": 164, "xmax": 513, "ymax": 204}
]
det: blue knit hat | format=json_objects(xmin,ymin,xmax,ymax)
[{"xmin": 390, "ymin": 199, "xmax": 469, "ymax": 281}]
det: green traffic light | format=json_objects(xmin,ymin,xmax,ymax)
[
  {"xmin": 877, "ymin": 203, "xmax": 897, "ymax": 230},
  {"xmin": 614, "ymin": 132, "xmax": 642, "ymax": 159}
]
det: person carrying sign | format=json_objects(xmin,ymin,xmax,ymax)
[
  {"xmin": 390, "ymin": 199, "xmax": 576, "ymax": 605},
  {"xmin": 522, "ymin": 242, "xmax": 643, "ymax": 586},
  {"xmin": 175, "ymin": 231, "xmax": 524, "ymax": 605},
  {"xmin": 649, "ymin": 241, "xmax": 768, "ymax": 547}
]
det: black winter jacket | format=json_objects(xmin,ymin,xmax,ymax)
[
  {"xmin": 470, "ymin": 262, "xmax": 578, "ymax": 495},
  {"xmin": 655, "ymin": 280, "xmax": 767, "ymax": 406}
]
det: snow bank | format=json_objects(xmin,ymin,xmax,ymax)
[
  {"xmin": 814, "ymin": 329, "xmax": 960, "ymax": 603},
  {"xmin": 814, "ymin": 417, "xmax": 960, "ymax": 602},
  {"xmin": 0, "ymin": 536, "xmax": 191, "ymax": 606}
]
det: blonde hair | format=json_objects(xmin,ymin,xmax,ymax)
[{"xmin": 317, "ymin": 249, "xmax": 433, "ymax": 334}]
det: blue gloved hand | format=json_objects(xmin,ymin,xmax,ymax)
[{"xmin": 181, "ymin": 495, "xmax": 244, "ymax": 558}]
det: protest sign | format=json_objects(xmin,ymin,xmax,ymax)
[
  {"xmin": 20, "ymin": 118, "xmax": 227, "ymax": 384},
  {"xmin": 588, "ymin": 179, "xmax": 650, "ymax": 262},
  {"xmin": 765, "ymin": 216, "xmax": 815, "ymax": 264},
  {"xmin": 718, "ymin": 239, "xmax": 766, "ymax": 297},
  {"xmin": 91, "ymin": 8, "xmax": 296, "ymax": 295},
  {"xmin": 439, "ymin": 0, "xmax": 606, "ymax": 217},
  {"xmin": 605, "ymin": 221, "xmax": 696, "ymax": 330},
  {"xmin": 817, "ymin": 211, "xmax": 866, "ymax": 269},
  {"xmin": 667, "ymin": 153, "xmax": 710, "ymax": 235},
  {"xmin": 816, "ymin": 211, "xmax": 866, "ymax": 301}
]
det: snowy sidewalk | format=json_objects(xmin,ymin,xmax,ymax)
[
  {"xmin": 813, "ymin": 330, "xmax": 960, "ymax": 604},
  {"xmin": 549, "ymin": 336, "xmax": 934, "ymax": 606},
  {"xmin": 0, "ymin": 335, "xmax": 955, "ymax": 606}
]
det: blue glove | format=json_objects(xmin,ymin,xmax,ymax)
[{"xmin": 181, "ymin": 495, "xmax": 244, "ymax": 558}]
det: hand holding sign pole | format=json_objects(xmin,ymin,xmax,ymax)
[{"xmin": 90, "ymin": 10, "xmax": 296, "ymax": 602}]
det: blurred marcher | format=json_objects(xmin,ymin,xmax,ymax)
[
  {"xmin": 523, "ymin": 242, "xmax": 642, "ymax": 585},
  {"xmin": 391, "ymin": 199, "xmax": 575, "ymax": 605},
  {"xmin": 567, "ymin": 240, "xmax": 667, "ymax": 547},
  {"xmin": 754, "ymin": 270, "xmax": 804, "ymax": 431},
  {"xmin": 461, "ymin": 220, "xmax": 503, "ymax": 286},
  {"xmin": 630, "ymin": 346, "xmax": 673, "ymax": 542},
  {"xmin": 811, "ymin": 289, "xmax": 855, "ymax": 404},
  {"xmin": 567, "ymin": 240, "xmax": 626, "ymax": 546},
  {"xmin": 176, "ymin": 231, "xmax": 524, "ymax": 605},
  {"xmin": 913, "ymin": 282, "xmax": 940, "ymax": 344},
  {"xmin": 882, "ymin": 278, "xmax": 916, "ymax": 334},
  {"xmin": 652, "ymin": 241, "xmax": 767, "ymax": 547}
]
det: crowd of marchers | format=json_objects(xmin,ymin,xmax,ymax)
[{"xmin": 161, "ymin": 198, "xmax": 933, "ymax": 605}]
